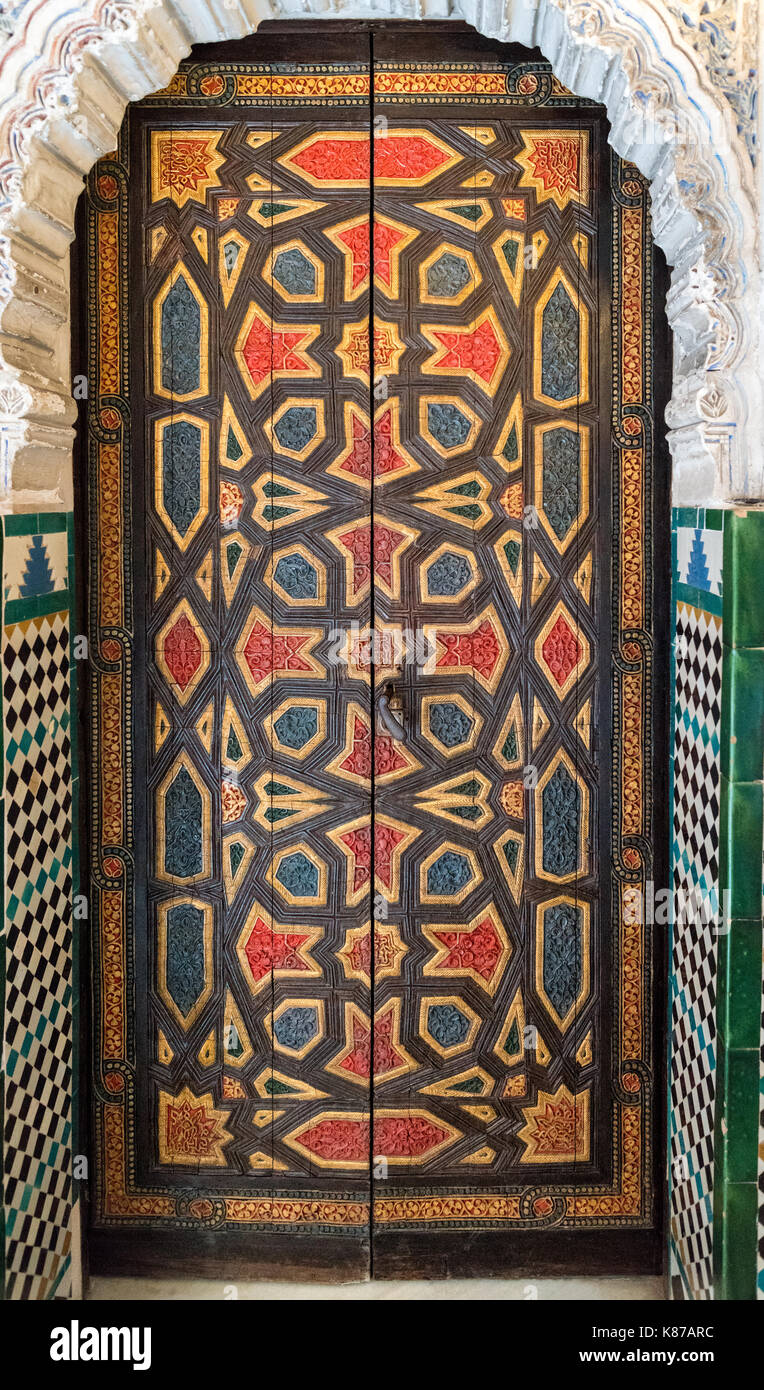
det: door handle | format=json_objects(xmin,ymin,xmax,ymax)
[{"xmin": 377, "ymin": 684, "xmax": 406, "ymax": 741}]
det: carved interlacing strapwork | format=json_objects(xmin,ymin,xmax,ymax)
[{"xmin": 86, "ymin": 59, "xmax": 657, "ymax": 1241}]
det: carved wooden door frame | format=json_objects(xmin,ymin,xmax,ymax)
[{"xmin": 75, "ymin": 22, "xmax": 670, "ymax": 1281}]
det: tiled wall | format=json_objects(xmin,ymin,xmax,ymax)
[
  {"xmin": 0, "ymin": 514, "xmax": 79, "ymax": 1300},
  {"xmin": 669, "ymin": 508, "xmax": 764, "ymax": 1301},
  {"xmin": 715, "ymin": 511, "xmax": 764, "ymax": 1300},
  {"xmin": 669, "ymin": 509, "xmax": 724, "ymax": 1299},
  {"xmin": 759, "ymin": 985, "xmax": 764, "ymax": 1297},
  {"xmin": 0, "ymin": 503, "xmax": 761, "ymax": 1298}
]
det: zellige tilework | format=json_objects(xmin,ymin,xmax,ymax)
[
  {"xmin": 1, "ymin": 514, "xmax": 77, "ymax": 1300},
  {"xmin": 669, "ymin": 559, "xmax": 723, "ymax": 1300}
]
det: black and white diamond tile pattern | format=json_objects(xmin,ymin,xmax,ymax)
[
  {"xmin": 3, "ymin": 612, "xmax": 74, "ymax": 1300},
  {"xmin": 669, "ymin": 601, "xmax": 723, "ymax": 1301}
]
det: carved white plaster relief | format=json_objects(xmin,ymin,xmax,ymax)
[
  {"xmin": 667, "ymin": 0, "xmax": 758, "ymax": 162},
  {"xmin": 0, "ymin": 0, "xmax": 759, "ymax": 508}
]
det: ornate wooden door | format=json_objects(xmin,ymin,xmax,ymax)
[{"xmin": 83, "ymin": 29, "xmax": 664, "ymax": 1278}]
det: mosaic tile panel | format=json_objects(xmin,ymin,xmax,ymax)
[
  {"xmin": 1, "ymin": 513, "xmax": 77, "ymax": 1300},
  {"xmin": 669, "ymin": 513, "xmax": 723, "ymax": 1301},
  {"xmin": 2, "ymin": 530, "xmax": 68, "ymax": 603},
  {"xmin": 714, "ymin": 508, "xmax": 764, "ymax": 1301}
]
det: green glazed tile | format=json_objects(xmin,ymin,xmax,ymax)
[
  {"xmin": 719, "ymin": 776, "xmax": 763, "ymax": 919},
  {"xmin": 715, "ymin": 917, "xmax": 730, "ymax": 998},
  {"xmin": 713, "ymin": 1045, "xmax": 730, "ymax": 1204},
  {"xmin": 3, "ymin": 513, "xmax": 40, "ymax": 536},
  {"xmin": 3, "ymin": 592, "xmax": 69, "ymax": 625},
  {"xmin": 716, "ymin": 1182, "xmax": 758, "ymax": 1300},
  {"xmin": 720, "ymin": 645, "xmax": 764, "ymax": 783},
  {"xmin": 36, "ymin": 512, "xmax": 68, "ymax": 534},
  {"xmin": 717, "ymin": 920, "xmax": 764, "ymax": 1051},
  {"xmin": 724, "ymin": 509, "xmax": 764, "ymax": 648},
  {"xmin": 725, "ymin": 1050, "xmax": 760, "ymax": 1183},
  {"xmin": 675, "ymin": 582, "xmax": 723, "ymax": 617},
  {"xmin": 674, "ymin": 506, "xmax": 699, "ymax": 529},
  {"xmin": 705, "ymin": 509, "xmax": 724, "ymax": 531},
  {"xmin": 711, "ymin": 1154, "xmax": 726, "ymax": 1290}
]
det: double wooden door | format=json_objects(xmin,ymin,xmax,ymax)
[{"xmin": 83, "ymin": 27, "xmax": 664, "ymax": 1278}]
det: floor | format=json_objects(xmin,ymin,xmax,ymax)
[{"xmin": 90, "ymin": 1276, "xmax": 665, "ymax": 1300}]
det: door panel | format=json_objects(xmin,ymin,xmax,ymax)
[
  {"xmin": 83, "ymin": 34, "xmax": 663, "ymax": 1277},
  {"xmin": 366, "ymin": 109, "xmax": 606, "ymax": 1183},
  {"xmin": 142, "ymin": 112, "xmax": 378, "ymax": 1190}
]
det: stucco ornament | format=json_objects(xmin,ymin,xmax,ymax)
[
  {"xmin": 0, "ymin": 0, "xmax": 759, "ymax": 506},
  {"xmin": 666, "ymin": 0, "xmax": 758, "ymax": 162}
]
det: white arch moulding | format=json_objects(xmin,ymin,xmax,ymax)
[{"xmin": 0, "ymin": 0, "xmax": 759, "ymax": 511}]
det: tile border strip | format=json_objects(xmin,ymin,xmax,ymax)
[{"xmin": 713, "ymin": 509, "xmax": 764, "ymax": 1299}]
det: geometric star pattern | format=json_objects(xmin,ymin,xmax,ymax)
[
  {"xmin": 84, "ymin": 52, "xmax": 659, "ymax": 1267},
  {"xmin": 141, "ymin": 97, "xmax": 602, "ymax": 1186}
]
